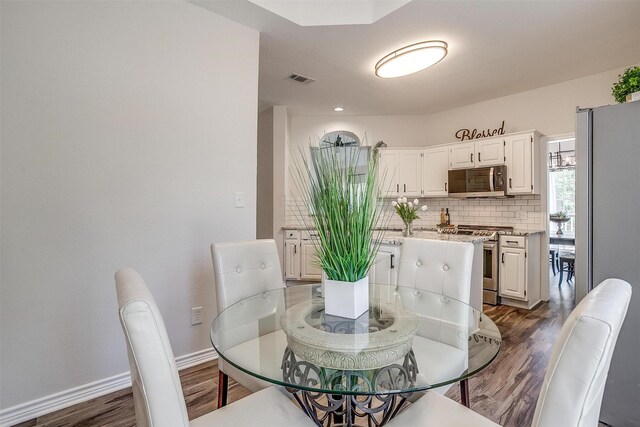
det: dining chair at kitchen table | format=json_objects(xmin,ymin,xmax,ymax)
[
  {"xmin": 389, "ymin": 278, "xmax": 632, "ymax": 427},
  {"xmin": 210, "ymin": 239, "xmax": 286, "ymax": 408},
  {"xmin": 114, "ymin": 268, "xmax": 312, "ymax": 427},
  {"xmin": 396, "ymin": 238, "xmax": 475, "ymax": 404}
]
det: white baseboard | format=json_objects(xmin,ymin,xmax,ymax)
[{"xmin": 0, "ymin": 348, "xmax": 217, "ymax": 427}]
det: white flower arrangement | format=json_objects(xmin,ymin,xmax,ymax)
[{"xmin": 392, "ymin": 197, "xmax": 428, "ymax": 223}]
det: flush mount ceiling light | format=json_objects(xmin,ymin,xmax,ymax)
[
  {"xmin": 375, "ymin": 41, "xmax": 448, "ymax": 78},
  {"xmin": 334, "ymin": 107, "xmax": 344, "ymax": 112}
]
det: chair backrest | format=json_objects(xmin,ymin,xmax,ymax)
[
  {"xmin": 397, "ymin": 238, "xmax": 474, "ymax": 304},
  {"xmin": 397, "ymin": 238, "xmax": 474, "ymax": 350},
  {"xmin": 211, "ymin": 239, "xmax": 284, "ymax": 312},
  {"xmin": 532, "ymin": 278, "xmax": 632, "ymax": 427},
  {"xmin": 115, "ymin": 268, "xmax": 189, "ymax": 427}
]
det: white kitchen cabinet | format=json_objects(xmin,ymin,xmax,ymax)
[
  {"xmin": 449, "ymin": 142, "xmax": 476, "ymax": 169},
  {"xmin": 499, "ymin": 234, "xmax": 541, "ymax": 309},
  {"xmin": 300, "ymin": 239, "xmax": 322, "ymax": 280},
  {"xmin": 377, "ymin": 149, "xmax": 422, "ymax": 198},
  {"xmin": 505, "ymin": 131, "xmax": 540, "ymax": 194},
  {"xmin": 499, "ymin": 247, "xmax": 526, "ymax": 299},
  {"xmin": 284, "ymin": 230, "xmax": 322, "ymax": 282},
  {"xmin": 368, "ymin": 244, "xmax": 400, "ymax": 286},
  {"xmin": 450, "ymin": 138, "xmax": 504, "ymax": 169},
  {"xmin": 476, "ymin": 138, "xmax": 505, "ymax": 167},
  {"xmin": 378, "ymin": 150, "xmax": 399, "ymax": 197},
  {"xmin": 422, "ymin": 146, "xmax": 449, "ymax": 197},
  {"xmin": 284, "ymin": 240, "xmax": 300, "ymax": 280}
]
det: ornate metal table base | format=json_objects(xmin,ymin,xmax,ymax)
[{"xmin": 282, "ymin": 347, "xmax": 418, "ymax": 426}]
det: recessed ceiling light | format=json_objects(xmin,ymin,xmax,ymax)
[
  {"xmin": 334, "ymin": 107, "xmax": 344, "ymax": 112},
  {"xmin": 375, "ymin": 41, "xmax": 448, "ymax": 78}
]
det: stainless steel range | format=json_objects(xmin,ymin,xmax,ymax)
[{"xmin": 439, "ymin": 224, "xmax": 514, "ymax": 305}]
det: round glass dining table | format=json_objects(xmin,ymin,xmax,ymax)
[{"xmin": 210, "ymin": 283, "xmax": 501, "ymax": 426}]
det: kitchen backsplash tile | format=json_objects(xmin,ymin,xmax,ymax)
[{"xmin": 286, "ymin": 194, "xmax": 543, "ymax": 231}]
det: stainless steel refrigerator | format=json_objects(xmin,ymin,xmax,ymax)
[{"xmin": 576, "ymin": 100, "xmax": 640, "ymax": 426}]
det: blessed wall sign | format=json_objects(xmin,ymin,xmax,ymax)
[{"xmin": 455, "ymin": 121, "xmax": 506, "ymax": 141}]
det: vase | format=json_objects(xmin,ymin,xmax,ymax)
[
  {"xmin": 550, "ymin": 217, "xmax": 570, "ymax": 235},
  {"xmin": 402, "ymin": 220, "xmax": 414, "ymax": 237},
  {"xmin": 323, "ymin": 276, "xmax": 369, "ymax": 319}
]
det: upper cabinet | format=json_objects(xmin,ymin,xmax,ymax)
[
  {"xmin": 422, "ymin": 146, "xmax": 449, "ymax": 197},
  {"xmin": 376, "ymin": 130, "xmax": 540, "ymax": 198},
  {"xmin": 378, "ymin": 149, "xmax": 423, "ymax": 197},
  {"xmin": 449, "ymin": 138, "xmax": 505, "ymax": 169},
  {"xmin": 505, "ymin": 131, "xmax": 540, "ymax": 195},
  {"xmin": 476, "ymin": 138, "xmax": 505, "ymax": 167},
  {"xmin": 449, "ymin": 142, "xmax": 476, "ymax": 169}
]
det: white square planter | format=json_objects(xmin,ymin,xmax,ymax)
[{"xmin": 323, "ymin": 276, "xmax": 369, "ymax": 319}]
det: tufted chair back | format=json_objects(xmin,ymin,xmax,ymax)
[
  {"xmin": 211, "ymin": 239, "xmax": 284, "ymax": 312},
  {"xmin": 532, "ymin": 278, "xmax": 632, "ymax": 427},
  {"xmin": 397, "ymin": 238, "xmax": 474, "ymax": 350},
  {"xmin": 115, "ymin": 268, "xmax": 189, "ymax": 427},
  {"xmin": 211, "ymin": 239, "xmax": 285, "ymax": 387}
]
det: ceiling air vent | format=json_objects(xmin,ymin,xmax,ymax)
[{"xmin": 286, "ymin": 73, "xmax": 316, "ymax": 85}]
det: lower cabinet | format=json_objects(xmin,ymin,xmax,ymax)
[
  {"xmin": 499, "ymin": 234, "xmax": 541, "ymax": 308},
  {"xmin": 368, "ymin": 244, "xmax": 401, "ymax": 286},
  {"xmin": 284, "ymin": 230, "xmax": 321, "ymax": 282},
  {"xmin": 300, "ymin": 240, "xmax": 322, "ymax": 280}
]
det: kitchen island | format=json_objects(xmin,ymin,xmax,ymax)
[{"xmin": 372, "ymin": 230, "xmax": 489, "ymax": 311}]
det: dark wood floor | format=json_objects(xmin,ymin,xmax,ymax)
[{"xmin": 14, "ymin": 276, "xmax": 575, "ymax": 427}]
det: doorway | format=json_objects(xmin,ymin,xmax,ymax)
[{"xmin": 547, "ymin": 136, "xmax": 576, "ymax": 305}]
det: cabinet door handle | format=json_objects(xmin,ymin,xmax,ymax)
[
  {"xmin": 404, "ymin": 184, "xmax": 406, "ymax": 192},
  {"xmin": 445, "ymin": 182, "xmax": 448, "ymax": 191},
  {"xmin": 501, "ymin": 253, "xmax": 504, "ymax": 263},
  {"xmin": 506, "ymin": 240, "xmax": 518, "ymax": 244},
  {"xmin": 390, "ymin": 254, "xmax": 395, "ymax": 269},
  {"xmin": 470, "ymin": 153, "xmax": 473, "ymax": 163},
  {"xmin": 397, "ymin": 184, "xmax": 399, "ymax": 193},
  {"xmin": 478, "ymin": 152, "xmax": 481, "ymax": 162},
  {"xmin": 509, "ymin": 178, "xmax": 512, "ymax": 188},
  {"xmin": 294, "ymin": 245, "xmax": 297, "ymax": 255}
]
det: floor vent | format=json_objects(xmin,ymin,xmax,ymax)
[{"xmin": 286, "ymin": 73, "xmax": 316, "ymax": 85}]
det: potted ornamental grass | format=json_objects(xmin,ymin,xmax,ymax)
[{"xmin": 292, "ymin": 143, "xmax": 388, "ymax": 319}]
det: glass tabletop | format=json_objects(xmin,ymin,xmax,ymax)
[{"xmin": 210, "ymin": 283, "xmax": 501, "ymax": 396}]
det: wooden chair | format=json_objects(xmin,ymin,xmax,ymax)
[
  {"xmin": 549, "ymin": 247, "xmax": 559, "ymax": 275},
  {"xmin": 558, "ymin": 252, "xmax": 575, "ymax": 285}
]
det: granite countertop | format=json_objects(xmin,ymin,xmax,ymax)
[
  {"xmin": 379, "ymin": 231, "xmax": 491, "ymax": 245},
  {"xmin": 498, "ymin": 229, "xmax": 546, "ymax": 236},
  {"xmin": 282, "ymin": 225, "xmax": 545, "ymax": 238}
]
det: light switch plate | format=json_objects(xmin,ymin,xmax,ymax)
[
  {"xmin": 234, "ymin": 192, "xmax": 245, "ymax": 208},
  {"xmin": 191, "ymin": 307, "xmax": 203, "ymax": 325}
]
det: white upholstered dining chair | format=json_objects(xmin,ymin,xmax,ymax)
[
  {"xmin": 210, "ymin": 239, "xmax": 287, "ymax": 407},
  {"xmin": 389, "ymin": 278, "xmax": 632, "ymax": 427},
  {"xmin": 115, "ymin": 267, "xmax": 311, "ymax": 427},
  {"xmin": 396, "ymin": 238, "xmax": 475, "ymax": 399}
]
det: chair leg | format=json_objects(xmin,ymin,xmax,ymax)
[
  {"xmin": 551, "ymin": 254, "xmax": 556, "ymax": 275},
  {"xmin": 558, "ymin": 262, "xmax": 564, "ymax": 286},
  {"xmin": 217, "ymin": 371, "xmax": 228, "ymax": 408},
  {"xmin": 460, "ymin": 379, "xmax": 470, "ymax": 408}
]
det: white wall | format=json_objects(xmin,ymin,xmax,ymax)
[
  {"xmin": 290, "ymin": 63, "xmax": 639, "ymax": 148},
  {"xmin": 0, "ymin": 0, "xmax": 259, "ymax": 412}
]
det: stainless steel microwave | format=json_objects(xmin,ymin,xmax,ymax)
[{"xmin": 448, "ymin": 166, "xmax": 509, "ymax": 198}]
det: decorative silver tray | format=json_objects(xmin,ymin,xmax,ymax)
[{"xmin": 279, "ymin": 299, "xmax": 419, "ymax": 370}]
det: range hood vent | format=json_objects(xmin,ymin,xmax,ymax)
[{"xmin": 286, "ymin": 73, "xmax": 316, "ymax": 85}]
